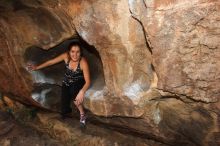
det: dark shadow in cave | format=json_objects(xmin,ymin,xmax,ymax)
[
  {"xmin": 24, "ymin": 36, "xmax": 105, "ymax": 111},
  {"xmin": 0, "ymin": 92, "xmax": 2, "ymax": 100}
]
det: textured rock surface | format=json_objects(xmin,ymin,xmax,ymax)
[
  {"xmin": 0, "ymin": 111, "xmax": 64, "ymax": 146},
  {"xmin": 0, "ymin": 0, "xmax": 219, "ymax": 145},
  {"xmin": 0, "ymin": 0, "xmax": 75, "ymax": 107},
  {"xmin": 0, "ymin": 96, "xmax": 160, "ymax": 146},
  {"xmin": 129, "ymin": 0, "xmax": 220, "ymax": 103}
]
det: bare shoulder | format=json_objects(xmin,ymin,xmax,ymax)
[
  {"xmin": 62, "ymin": 52, "xmax": 68, "ymax": 63},
  {"xmin": 81, "ymin": 57, "xmax": 88, "ymax": 63},
  {"xmin": 80, "ymin": 57, "xmax": 89, "ymax": 68}
]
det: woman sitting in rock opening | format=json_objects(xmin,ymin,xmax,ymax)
[{"xmin": 27, "ymin": 42, "xmax": 90, "ymax": 127}]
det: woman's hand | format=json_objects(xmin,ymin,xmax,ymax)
[
  {"xmin": 26, "ymin": 63, "xmax": 37, "ymax": 71},
  {"xmin": 74, "ymin": 90, "xmax": 85, "ymax": 106}
]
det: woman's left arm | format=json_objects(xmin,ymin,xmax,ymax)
[
  {"xmin": 81, "ymin": 58, "xmax": 91, "ymax": 93},
  {"xmin": 75, "ymin": 58, "xmax": 91, "ymax": 105}
]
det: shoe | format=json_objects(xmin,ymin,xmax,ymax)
[{"xmin": 80, "ymin": 114, "xmax": 86, "ymax": 128}]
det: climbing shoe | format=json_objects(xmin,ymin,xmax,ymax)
[{"xmin": 80, "ymin": 114, "xmax": 86, "ymax": 128}]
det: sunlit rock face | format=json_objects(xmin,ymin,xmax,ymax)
[
  {"xmin": 0, "ymin": 0, "xmax": 219, "ymax": 145},
  {"xmin": 130, "ymin": 0, "xmax": 220, "ymax": 103}
]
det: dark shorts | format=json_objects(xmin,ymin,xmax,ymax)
[{"xmin": 60, "ymin": 81, "xmax": 85, "ymax": 115}]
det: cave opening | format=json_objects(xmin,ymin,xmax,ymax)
[{"xmin": 24, "ymin": 36, "xmax": 105, "ymax": 111}]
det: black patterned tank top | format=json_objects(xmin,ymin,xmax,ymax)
[{"xmin": 62, "ymin": 59, "xmax": 85, "ymax": 86}]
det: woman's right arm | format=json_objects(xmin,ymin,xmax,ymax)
[{"xmin": 28, "ymin": 53, "xmax": 67, "ymax": 71}]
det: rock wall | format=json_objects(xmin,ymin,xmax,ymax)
[
  {"xmin": 0, "ymin": 0, "xmax": 219, "ymax": 145},
  {"xmin": 0, "ymin": 0, "xmax": 75, "ymax": 107},
  {"xmin": 135, "ymin": 0, "xmax": 220, "ymax": 103}
]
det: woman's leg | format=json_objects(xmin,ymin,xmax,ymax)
[
  {"xmin": 61, "ymin": 85, "xmax": 72, "ymax": 117},
  {"xmin": 73, "ymin": 102, "xmax": 84, "ymax": 115},
  {"xmin": 71, "ymin": 82, "xmax": 85, "ymax": 115},
  {"xmin": 71, "ymin": 81, "xmax": 86, "ymax": 125},
  {"xmin": 74, "ymin": 102, "xmax": 86, "ymax": 125}
]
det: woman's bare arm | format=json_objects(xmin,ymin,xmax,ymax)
[
  {"xmin": 80, "ymin": 57, "xmax": 91, "ymax": 93},
  {"xmin": 75, "ymin": 57, "xmax": 91, "ymax": 105},
  {"xmin": 28, "ymin": 53, "xmax": 67, "ymax": 71}
]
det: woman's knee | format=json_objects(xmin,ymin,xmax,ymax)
[{"xmin": 73, "ymin": 100, "xmax": 78, "ymax": 106}]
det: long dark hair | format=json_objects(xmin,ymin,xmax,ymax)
[{"xmin": 67, "ymin": 41, "xmax": 83, "ymax": 57}]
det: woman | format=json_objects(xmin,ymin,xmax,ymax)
[{"xmin": 27, "ymin": 42, "xmax": 90, "ymax": 126}]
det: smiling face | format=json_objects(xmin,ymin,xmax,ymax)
[{"xmin": 69, "ymin": 45, "xmax": 81, "ymax": 62}]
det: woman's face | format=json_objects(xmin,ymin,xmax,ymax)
[{"xmin": 69, "ymin": 45, "xmax": 81, "ymax": 62}]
